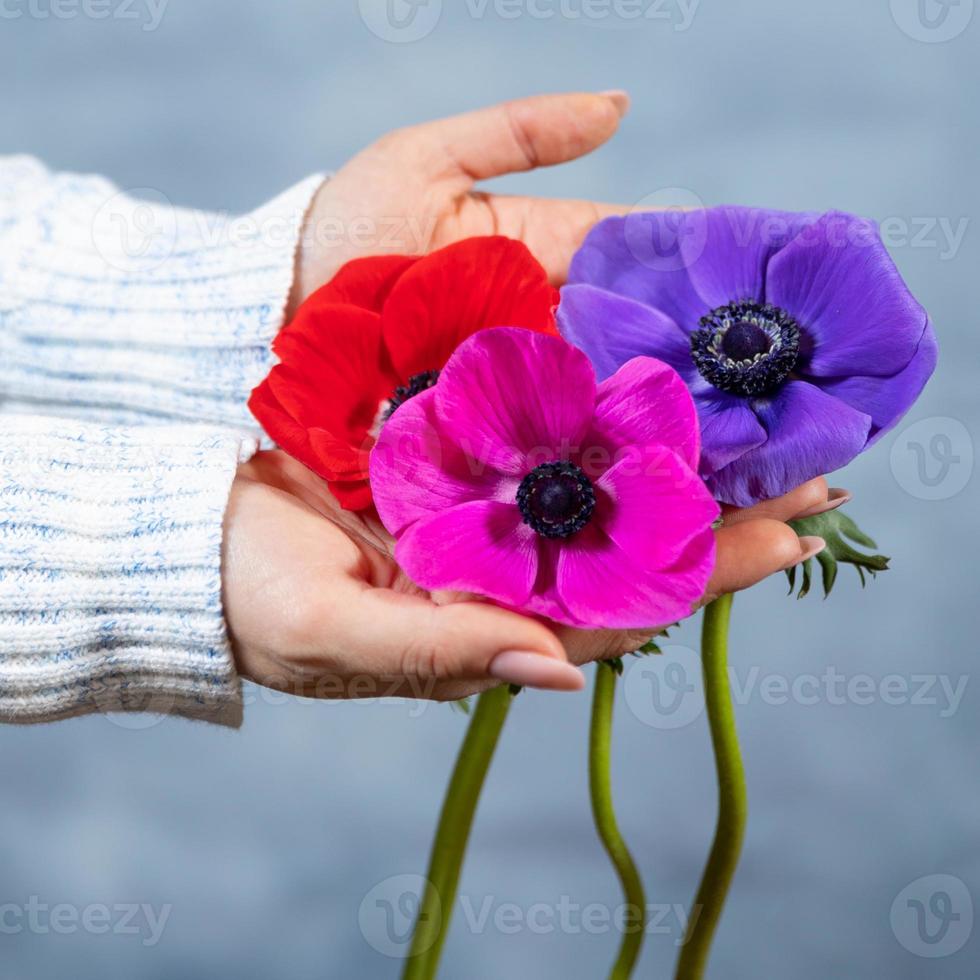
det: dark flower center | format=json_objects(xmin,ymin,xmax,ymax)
[
  {"xmin": 690, "ymin": 301, "xmax": 801, "ymax": 397},
  {"xmin": 516, "ymin": 461, "xmax": 596, "ymax": 539},
  {"xmin": 384, "ymin": 370, "xmax": 440, "ymax": 420}
]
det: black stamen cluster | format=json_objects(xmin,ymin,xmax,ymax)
[
  {"xmin": 384, "ymin": 370, "xmax": 441, "ymax": 421},
  {"xmin": 690, "ymin": 300, "xmax": 801, "ymax": 397},
  {"xmin": 516, "ymin": 461, "xmax": 596, "ymax": 539}
]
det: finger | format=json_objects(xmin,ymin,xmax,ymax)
[
  {"xmin": 465, "ymin": 194, "xmax": 632, "ymax": 283},
  {"xmin": 387, "ymin": 92, "xmax": 629, "ymax": 185},
  {"xmin": 720, "ymin": 477, "xmax": 830, "ymax": 526},
  {"xmin": 321, "ymin": 585, "xmax": 585, "ymax": 694},
  {"xmin": 709, "ymin": 519, "xmax": 825, "ymax": 595},
  {"xmin": 551, "ymin": 625, "xmax": 665, "ymax": 668}
]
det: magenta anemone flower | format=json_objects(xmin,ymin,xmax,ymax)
[
  {"xmin": 558, "ymin": 208, "xmax": 939, "ymax": 507},
  {"xmin": 369, "ymin": 328, "xmax": 720, "ymax": 629}
]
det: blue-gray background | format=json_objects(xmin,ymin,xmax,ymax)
[{"xmin": 2, "ymin": 1, "xmax": 977, "ymax": 977}]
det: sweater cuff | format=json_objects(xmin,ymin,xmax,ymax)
[
  {"xmin": 0, "ymin": 417, "xmax": 255, "ymax": 727},
  {"xmin": 0, "ymin": 161, "xmax": 326, "ymax": 429}
]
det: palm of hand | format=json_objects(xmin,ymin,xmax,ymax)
[{"xmin": 224, "ymin": 450, "xmax": 671, "ymax": 701}]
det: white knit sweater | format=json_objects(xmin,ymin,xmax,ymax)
[{"xmin": 0, "ymin": 156, "xmax": 324, "ymax": 726}]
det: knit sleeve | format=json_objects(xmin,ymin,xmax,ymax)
[
  {"xmin": 0, "ymin": 157, "xmax": 327, "ymax": 726},
  {"xmin": 0, "ymin": 155, "xmax": 325, "ymax": 429},
  {"xmin": 0, "ymin": 417, "xmax": 254, "ymax": 726}
]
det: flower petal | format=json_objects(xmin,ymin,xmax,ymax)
[
  {"xmin": 370, "ymin": 389, "xmax": 516, "ymax": 537},
  {"xmin": 705, "ymin": 380, "xmax": 872, "ymax": 507},
  {"xmin": 327, "ymin": 478, "xmax": 375, "ymax": 512},
  {"xmin": 250, "ymin": 371, "xmax": 373, "ymax": 492},
  {"xmin": 433, "ymin": 328, "xmax": 596, "ymax": 474},
  {"xmin": 557, "ymin": 283, "xmax": 698, "ymax": 383},
  {"xmin": 270, "ymin": 303, "xmax": 391, "ymax": 443},
  {"xmin": 394, "ymin": 500, "xmax": 539, "ymax": 608},
  {"xmin": 765, "ymin": 211, "xmax": 930, "ymax": 377},
  {"xmin": 248, "ymin": 377, "xmax": 316, "ymax": 472},
  {"xmin": 813, "ymin": 318, "xmax": 938, "ymax": 445},
  {"xmin": 590, "ymin": 356, "xmax": 702, "ymax": 472},
  {"xmin": 550, "ymin": 523, "xmax": 714, "ymax": 629},
  {"xmin": 306, "ymin": 254, "xmax": 419, "ymax": 313},
  {"xmin": 696, "ymin": 390, "xmax": 768, "ymax": 475},
  {"xmin": 568, "ymin": 214, "xmax": 708, "ymax": 333},
  {"xmin": 681, "ymin": 206, "xmax": 816, "ymax": 310},
  {"xmin": 381, "ymin": 237, "xmax": 558, "ymax": 380},
  {"xmin": 595, "ymin": 450, "xmax": 719, "ymax": 568}
]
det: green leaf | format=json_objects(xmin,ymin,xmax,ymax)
[
  {"xmin": 450, "ymin": 697, "xmax": 472, "ymax": 715},
  {"xmin": 635, "ymin": 639, "xmax": 663, "ymax": 657},
  {"xmin": 786, "ymin": 508, "xmax": 890, "ymax": 599}
]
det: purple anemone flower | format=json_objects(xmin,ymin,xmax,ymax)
[
  {"xmin": 558, "ymin": 208, "xmax": 939, "ymax": 507},
  {"xmin": 369, "ymin": 327, "xmax": 720, "ymax": 629}
]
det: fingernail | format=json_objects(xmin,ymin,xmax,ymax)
[
  {"xmin": 598, "ymin": 89, "xmax": 631, "ymax": 116},
  {"xmin": 489, "ymin": 651, "xmax": 585, "ymax": 692},
  {"xmin": 797, "ymin": 488, "xmax": 852, "ymax": 519},
  {"xmin": 782, "ymin": 536, "xmax": 827, "ymax": 570}
]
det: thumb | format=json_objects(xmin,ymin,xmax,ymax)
[{"xmin": 347, "ymin": 587, "xmax": 585, "ymax": 693}]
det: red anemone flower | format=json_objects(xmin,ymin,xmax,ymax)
[{"xmin": 249, "ymin": 237, "xmax": 559, "ymax": 510}]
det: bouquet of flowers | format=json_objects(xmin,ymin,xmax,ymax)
[{"xmin": 250, "ymin": 208, "xmax": 936, "ymax": 978}]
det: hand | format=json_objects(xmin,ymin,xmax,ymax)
[
  {"xmin": 223, "ymin": 450, "xmax": 833, "ymax": 702},
  {"xmin": 289, "ymin": 90, "xmax": 633, "ymax": 315}
]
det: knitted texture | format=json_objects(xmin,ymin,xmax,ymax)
[{"xmin": 0, "ymin": 156, "xmax": 325, "ymax": 726}]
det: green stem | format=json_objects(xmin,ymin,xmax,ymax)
[
  {"xmin": 589, "ymin": 661, "xmax": 647, "ymax": 979},
  {"xmin": 402, "ymin": 684, "xmax": 514, "ymax": 980},
  {"xmin": 674, "ymin": 593, "xmax": 746, "ymax": 980}
]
